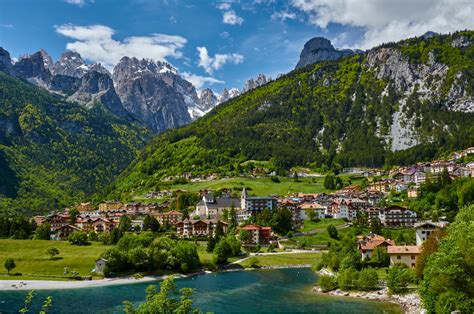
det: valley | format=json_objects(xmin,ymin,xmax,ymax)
[{"xmin": 0, "ymin": 6, "xmax": 473, "ymax": 312}]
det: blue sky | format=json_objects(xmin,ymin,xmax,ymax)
[{"xmin": 1, "ymin": 0, "xmax": 473, "ymax": 92}]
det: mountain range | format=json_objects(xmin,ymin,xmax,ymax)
[
  {"xmin": 0, "ymin": 47, "xmax": 272, "ymax": 132},
  {"xmin": 103, "ymin": 30, "xmax": 474, "ymax": 200},
  {"xmin": 0, "ymin": 30, "xmax": 473, "ymax": 210}
]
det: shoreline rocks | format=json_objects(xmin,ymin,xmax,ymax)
[{"xmin": 312, "ymin": 285, "xmax": 424, "ymax": 313}]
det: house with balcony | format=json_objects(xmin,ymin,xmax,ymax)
[{"xmin": 238, "ymin": 224, "xmax": 272, "ymax": 245}]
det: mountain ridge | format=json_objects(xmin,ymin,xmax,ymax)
[{"xmin": 103, "ymin": 30, "xmax": 474, "ymax": 199}]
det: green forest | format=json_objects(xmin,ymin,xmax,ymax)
[
  {"xmin": 0, "ymin": 72, "xmax": 150, "ymax": 214},
  {"xmin": 105, "ymin": 31, "xmax": 474, "ymax": 199}
]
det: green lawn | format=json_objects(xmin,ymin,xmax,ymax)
[
  {"xmin": 287, "ymin": 227, "xmax": 355, "ymax": 248},
  {"xmin": 238, "ymin": 252, "xmax": 322, "ymax": 268},
  {"xmin": 162, "ymin": 175, "xmax": 363, "ymax": 197},
  {"xmin": 301, "ymin": 219, "xmax": 346, "ymax": 232},
  {"xmin": 0, "ymin": 239, "xmax": 111, "ymax": 280}
]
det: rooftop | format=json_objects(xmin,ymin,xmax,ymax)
[{"xmin": 387, "ymin": 245, "xmax": 421, "ymax": 254}]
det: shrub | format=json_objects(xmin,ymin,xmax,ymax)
[
  {"xmin": 68, "ymin": 232, "xmax": 90, "ymax": 246},
  {"xmin": 317, "ymin": 274, "xmax": 337, "ymax": 292},
  {"xmin": 327, "ymin": 225, "xmax": 338, "ymax": 239},
  {"xmin": 387, "ymin": 264, "xmax": 415, "ymax": 294},
  {"xmin": 338, "ymin": 267, "xmax": 359, "ymax": 291},
  {"xmin": 357, "ymin": 268, "xmax": 379, "ymax": 291},
  {"xmin": 4, "ymin": 258, "xmax": 16, "ymax": 275},
  {"xmin": 270, "ymin": 176, "xmax": 280, "ymax": 183},
  {"xmin": 46, "ymin": 247, "xmax": 59, "ymax": 260}
]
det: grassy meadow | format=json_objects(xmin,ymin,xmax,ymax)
[
  {"xmin": 147, "ymin": 174, "xmax": 364, "ymax": 199},
  {"xmin": 0, "ymin": 239, "xmax": 111, "ymax": 280},
  {"xmin": 238, "ymin": 252, "xmax": 323, "ymax": 268},
  {"xmin": 300, "ymin": 219, "xmax": 347, "ymax": 232}
]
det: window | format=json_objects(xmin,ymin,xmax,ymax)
[
  {"xmin": 397, "ymin": 255, "xmax": 401, "ymax": 260},
  {"xmin": 411, "ymin": 255, "xmax": 415, "ymax": 260}
]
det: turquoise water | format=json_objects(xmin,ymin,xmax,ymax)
[{"xmin": 0, "ymin": 268, "xmax": 401, "ymax": 313}]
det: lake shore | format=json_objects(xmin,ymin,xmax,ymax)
[
  {"xmin": 0, "ymin": 265, "xmax": 310, "ymax": 291},
  {"xmin": 0, "ymin": 274, "xmax": 178, "ymax": 291},
  {"xmin": 313, "ymin": 269, "xmax": 424, "ymax": 314}
]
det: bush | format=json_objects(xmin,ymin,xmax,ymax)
[
  {"xmin": 387, "ymin": 264, "xmax": 415, "ymax": 294},
  {"xmin": 357, "ymin": 268, "xmax": 379, "ymax": 291},
  {"xmin": 338, "ymin": 267, "xmax": 359, "ymax": 291},
  {"xmin": 317, "ymin": 274, "xmax": 337, "ymax": 292},
  {"xmin": 270, "ymin": 176, "xmax": 280, "ymax": 183},
  {"xmin": 46, "ymin": 247, "xmax": 60, "ymax": 260},
  {"xmin": 4, "ymin": 258, "xmax": 16, "ymax": 275},
  {"xmin": 327, "ymin": 225, "xmax": 338, "ymax": 239},
  {"xmin": 68, "ymin": 232, "xmax": 90, "ymax": 246}
]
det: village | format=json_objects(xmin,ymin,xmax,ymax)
[{"xmin": 31, "ymin": 148, "xmax": 473, "ymax": 270}]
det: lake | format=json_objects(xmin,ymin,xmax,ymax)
[{"xmin": 0, "ymin": 268, "xmax": 401, "ymax": 313}]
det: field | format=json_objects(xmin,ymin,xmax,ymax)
[
  {"xmin": 300, "ymin": 219, "xmax": 347, "ymax": 232},
  {"xmin": 0, "ymin": 239, "xmax": 111, "ymax": 280},
  {"xmin": 238, "ymin": 252, "xmax": 322, "ymax": 268},
  {"xmin": 163, "ymin": 175, "xmax": 364, "ymax": 197},
  {"xmin": 287, "ymin": 227, "xmax": 355, "ymax": 248}
]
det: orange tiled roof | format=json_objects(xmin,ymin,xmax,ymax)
[
  {"xmin": 360, "ymin": 239, "xmax": 394, "ymax": 251},
  {"xmin": 387, "ymin": 245, "xmax": 421, "ymax": 254}
]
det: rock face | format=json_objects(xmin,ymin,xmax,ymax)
[
  {"xmin": 53, "ymin": 51, "xmax": 110, "ymax": 78},
  {"xmin": 0, "ymin": 47, "xmax": 13, "ymax": 74},
  {"xmin": 69, "ymin": 71, "xmax": 130, "ymax": 118},
  {"xmin": 243, "ymin": 74, "xmax": 271, "ymax": 92},
  {"xmin": 218, "ymin": 88, "xmax": 241, "ymax": 104},
  {"xmin": 199, "ymin": 88, "xmax": 218, "ymax": 111},
  {"xmin": 112, "ymin": 57, "xmax": 192, "ymax": 132},
  {"xmin": 0, "ymin": 48, "xmax": 201, "ymax": 132},
  {"xmin": 296, "ymin": 37, "xmax": 355, "ymax": 69},
  {"xmin": 12, "ymin": 51, "xmax": 52, "ymax": 86}
]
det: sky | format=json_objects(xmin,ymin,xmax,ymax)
[{"xmin": 1, "ymin": 0, "xmax": 473, "ymax": 92}]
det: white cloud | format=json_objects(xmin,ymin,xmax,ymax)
[
  {"xmin": 217, "ymin": 3, "xmax": 231, "ymax": 10},
  {"xmin": 291, "ymin": 0, "xmax": 474, "ymax": 49},
  {"xmin": 197, "ymin": 46, "xmax": 244, "ymax": 74},
  {"xmin": 271, "ymin": 10, "xmax": 297, "ymax": 22},
  {"xmin": 64, "ymin": 0, "xmax": 85, "ymax": 6},
  {"xmin": 55, "ymin": 24, "xmax": 187, "ymax": 70},
  {"xmin": 223, "ymin": 10, "xmax": 244, "ymax": 25},
  {"xmin": 0, "ymin": 24, "xmax": 13, "ymax": 28},
  {"xmin": 182, "ymin": 72, "xmax": 224, "ymax": 89}
]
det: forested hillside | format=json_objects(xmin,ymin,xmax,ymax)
[
  {"xmin": 105, "ymin": 31, "xmax": 474, "ymax": 199},
  {"xmin": 0, "ymin": 72, "xmax": 150, "ymax": 214}
]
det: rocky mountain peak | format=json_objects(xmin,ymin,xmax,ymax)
[
  {"xmin": 243, "ymin": 73, "xmax": 271, "ymax": 92},
  {"xmin": 11, "ymin": 50, "xmax": 52, "ymax": 85},
  {"xmin": 112, "ymin": 56, "xmax": 192, "ymax": 132},
  {"xmin": 68, "ymin": 71, "xmax": 129, "ymax": 118},
  {"xmin": 0, "ymin": 47, "xmax": 13, "ymax": 73},
  {"xmin": 113, "ymin": 56, "xmax": 177, "ymax": 78},
  {"xmin": 218, "ymin": 88, "xmax": 241, "ymax": 104},
  {"xmin": 295, "ymin": 37, "xmax": 355, "ymax": 69},
  {"xmin": 39, "ymin": 49, "xmax": 54, "ymax": 71},
  {"xmin": 54, "ymin": 51, "xmax": 88, "ymax": 78},
  {"xmin": 199, "ymin": 88, "xmax": 218, "ymax": 112}
]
